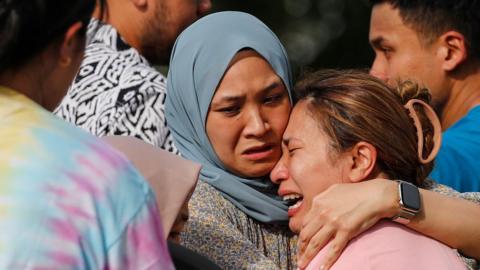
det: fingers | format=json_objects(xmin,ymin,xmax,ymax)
[
  {"xmin": 297, "ymin": 215, "xmax": 322, "ymax": 256},
  {"xmin": 297, "ymin": 225, "xmax": 335, "ymax": 269},
  {"xmin": 298, "ymin": 194, "xmax": 329, "ymax": 256}
]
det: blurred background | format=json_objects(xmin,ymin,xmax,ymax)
[{"xmin": 211, "ymin": 0, "xmax": 374, "ymax": 77}]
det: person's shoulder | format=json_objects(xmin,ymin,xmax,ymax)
[
  {"xmin": 443, "ymin": 105, "xmax": 480, "ymax": 138},
  {"xmin": 188, "ymin": 180, "xmax": 245, "ymax": 223},
  {"xmin": 28, "ymin": 110, "xmax": 149, "ymax": 195},
  {"xmin": 83, "ymin": 24, "xmax": 167, "ymax": 86},
  {"xmin": 309, "ymin": 221, "xmax": 464, "ymax": 270},
  {"xmin": 78, "ymin": 44, "xmax": 167, "ymax": 96},
  {"xmin": 189, "ymin": 180, "xmax": 227, "ymax": 208}
]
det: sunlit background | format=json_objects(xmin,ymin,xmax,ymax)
[{"xmin": 212, "ymin": 0, "xmax": 374, "ymax": 77}]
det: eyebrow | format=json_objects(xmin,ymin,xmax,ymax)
[
  {"xmin": 262, "ymin": 80, "xmax": 282, "ymax": 94},
  {"xmin": 214, "ymin": 95, "xmax": 243, "ymax": 103},
  {"xmin": 213, "ymin": 80, "xmax": 284, "ymax": 103},
  {"xmin": 370, "ymin": 36, "xmax": 385, "ymax": 48}
]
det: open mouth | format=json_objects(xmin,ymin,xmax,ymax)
[{"xmin": 282, "ymin": 193, "xmax": 303, "ymax": 210}]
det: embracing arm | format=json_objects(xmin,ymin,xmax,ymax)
[
  {"xmin": 409, "ymin": 186, "xmax": 480, "ymax": 259},
  {"xmin": 297, "ymin": 179, "xmax": 480, "ymax": 269}
]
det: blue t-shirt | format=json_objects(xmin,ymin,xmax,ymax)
[{"xmin": 430, "ymin": 106, "xmax": 480, "ymax": 192}]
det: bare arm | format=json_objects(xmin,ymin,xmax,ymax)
[
  {"xmin": 410, "ymin": 186, "xmax": 480, "ymax": 259},
  {"xmin": 297, "ymin": 179, "xmax": 480, "ymax": 269}
]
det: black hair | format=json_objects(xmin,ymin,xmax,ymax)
[
  {"xmin": 0, "ymin": 0, "xmax": 95, "ymax": 72},
  {"xmin": 370, "ymin": 0, "xmax": 480, "ymax": 60}
]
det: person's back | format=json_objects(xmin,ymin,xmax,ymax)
[
  {"xmin": 55, "ymin": 19, "xmax": 178, "ymax": 151},
  {"xmin": 430, "ymin": 106, "xmax": 480, "ymax": 191},
  {"xmin": 55, "ymin": 0, "xmax": 211, "ymax": 151},
  {"xmin": 0, "ymin": 87, "xmax": 173, "ymax": 269},
  {"xmin": 307, "ymin": 221, "xmax": 465, "ymax": 270}
]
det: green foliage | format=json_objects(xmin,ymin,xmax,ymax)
[{"xmin": 213, "ymin": 0, "xmax": 374, "ymax": 77}]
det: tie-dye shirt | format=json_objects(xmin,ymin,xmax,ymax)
[{"xmin": 0, "ymin": 87, "xmax": 174, "ymax": 269}]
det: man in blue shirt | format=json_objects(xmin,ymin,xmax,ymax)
[{"xmin": 368, "ymin": 0, "xmax": 480, "ymax": 191}]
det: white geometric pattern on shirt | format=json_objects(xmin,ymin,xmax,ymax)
[{"xmin": 55, "ymin": 19, "xmax": 178, "ymax": 154}]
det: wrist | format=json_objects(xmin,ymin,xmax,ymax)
[
  {"xmin": 380, "ymin": 179, "xmax": 400, "ymax": 219},
  {"xmin": 391, "ymin": 180, "xmax": 422, "ymax": 224}
]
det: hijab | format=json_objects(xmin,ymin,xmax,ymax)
[
  {"xmin": 166, "ymin": 11, "xmax": 293, "ymax": 223},
  {"xmin": 102, "ymin": 136, "xmax": 200, "ymax": 236}
]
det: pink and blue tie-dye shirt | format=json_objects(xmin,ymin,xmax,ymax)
[{"xmin": 0, "ymin": 87, "xmax": 174, "ymax": 269}]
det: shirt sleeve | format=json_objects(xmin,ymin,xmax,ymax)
[{"xmin": 424, "ymin": 178, "xmax": 480, "ymax": 204}]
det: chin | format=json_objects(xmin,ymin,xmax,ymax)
[
  {"xmin": 237, "ymin": 162, "xmax": 276, "ymax": 178},
  {"xmin": 244, "ymin": 164, "xmax": 276, "ymax": 178},
  {"xmin": 289, "ymin": 219, "xmax": 301, "ymax": 234}
]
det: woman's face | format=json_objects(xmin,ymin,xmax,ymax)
[
  {"xmin": 206, "ymin": 50, "xmax": 291, "ymax": 178},
  {"xmin": 271, "ymin": 101, "xmax": 351, "ymax": 233}
]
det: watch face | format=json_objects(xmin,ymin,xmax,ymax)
[{"xmin": 401, "ymin": 182, "xmax": 421, "ymax": 211}]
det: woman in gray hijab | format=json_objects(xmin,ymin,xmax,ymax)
[{"xmin": 166, "ymin": 11, "xmax": 297, "ymax": 269}]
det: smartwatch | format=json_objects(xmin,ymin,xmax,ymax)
[{"xmin": 391, "ymin": 180, "xmax": 421, "ymax": 224}]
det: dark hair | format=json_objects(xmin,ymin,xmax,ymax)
[
  {"xmin": 0, "ymin": 0, "xmax": 95, "ymax": 72},
  {"xmin": 98, "ymin": 0, "xmax": 108, "ymax": 21},
  {"xmin": 370, "ymin": 0, "xmax": 480, "ymax": 60},
  {"xmin": 295, "ymin": 69, "xmax": 436, "ymax": 185}
]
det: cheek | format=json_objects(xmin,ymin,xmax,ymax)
[
  {"xmin": 269, "ymin": 104, "xmax": 291, "ymax": 135},
  {"xmin": 206, "ymin": 116, "xmax": 237, "ymax": 157},
  {"xmin": 394, "ymin": 53, "xmax": 422, "ymax": 75},
  {"xmin": 173, "ymin": 3, "xmax": 198, "ymax": 26}
]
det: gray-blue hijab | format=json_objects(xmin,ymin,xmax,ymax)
[{"xmin": 166, "ymin": 11, "xmax": 292, "ymax": 223}]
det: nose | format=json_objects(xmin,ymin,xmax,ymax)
[
  {"xmin": 270, "ymin": 150, "xmax": 289, "ymax": 184},
  {"xmin": 197, "ymin": 0, "xmax": 212, "ymax": 17},
  {"xmin": 244, "ymin": 108, "xmax": 269, "ymax": 138},
  {"xmin": 369, "ymin": 56, "xmax": 388, "ymax": 82}
]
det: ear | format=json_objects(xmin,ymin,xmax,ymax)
[
  {"xmin": 346, "ymin": 142, "xmax": 377, "ymax": 183},
  {"xmin": 58, "ymin": 21, "xmax": 84, "ymax": 68},
  {"xmin": 436, "ymin": 31, "xmax": 468, "ymax": 71}
]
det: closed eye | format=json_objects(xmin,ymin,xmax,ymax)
[
  {"xmin": 264, "ymin": 93, "xmax": 285, "ymax": 105},
  {"xmin": 217, "ymin": 105, "xmax": 241, "ymax": 116},
  {"xmin": 288, "ymin": 147, "xmax": 300, "ymax": 156}
]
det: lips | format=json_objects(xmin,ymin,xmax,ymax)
[
  {"xmin": 242, "ymin": 144, "xmax": 275, "ymax": 161},
  {"xmin": 279, "ymin": 191, "xmax": 303, "ymax": 217}
]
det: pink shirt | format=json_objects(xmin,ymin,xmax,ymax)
[{"xmin": 306, "ymin": 221, "xmax": 465, "ymax": 270}]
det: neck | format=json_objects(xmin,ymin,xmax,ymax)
[
  {"xmin": 441, "ymin": 66, "xmax": 480, "ymax": 129},
  {"xmin": 93, "ymin": 1, "xmax": 143, "ymax": 52},
  {"xmin": 0, "ymin": 63, "xmax": 49, "ymax": 109}
]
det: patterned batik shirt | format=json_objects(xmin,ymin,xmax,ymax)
[
  {"xmin": 0, "ymin": 87, "xmax": 174, "ymax": 269},
  {"xmin": 55, "ymin": 19, "xmax": 178, "ymax": 154}
]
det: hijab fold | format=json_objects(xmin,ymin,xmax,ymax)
[{"xmin": 166, "ymin": 11, "xmax": 292, "ymax": 223}]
